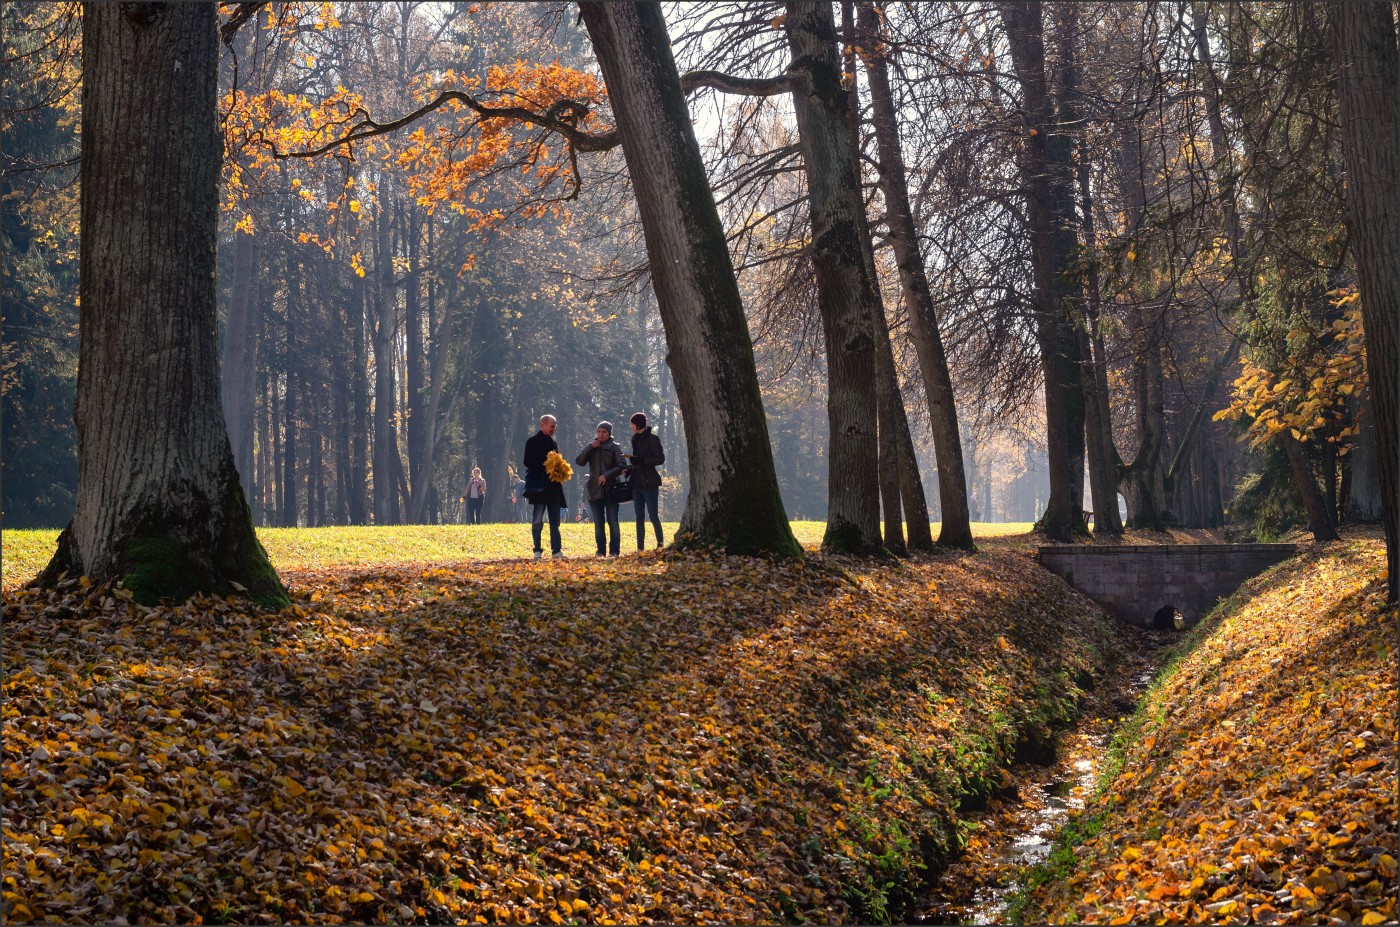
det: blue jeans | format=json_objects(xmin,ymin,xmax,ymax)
[
  {"xmin": 590, "ymin": 498, "xmax": 621, "ymax": 555},
  {"xmin": 634, "ymin": 487, "xmax": 663, "ymax": 550},
  {"xmin": 531, "ymin": 500, "xmax": 561, "ymax": 554},
  {"xmin": 467, "ymin": 497, "xmax": 483, "ymax": 524}
]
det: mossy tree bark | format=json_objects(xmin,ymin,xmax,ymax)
[
  {"xmin": 857, "ymin": 1, "xmax": 974, "ymax": 550},
  {"xmin": 38, "ymin": 3, "xmax": 286, "ymax": 608},
  {"xmin": 784, "ymin": 0, "xmax": 885, "ymax": 554},
  {"xmin": 1332, "ymin": 0, "xmax": 1400, "ymax": 601},
  {"xmin": 578, "ymin": 2, "xmax": 800, "ymax": 557}
]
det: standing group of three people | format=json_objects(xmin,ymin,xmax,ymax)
[{"xmin": 521, "ymin": 412, "xmax": 665, "ymax": 559}]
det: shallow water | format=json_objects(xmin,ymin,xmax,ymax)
[{"xmin": 911, "ymin": 631, "xmax": 1174, "ymax": 924}]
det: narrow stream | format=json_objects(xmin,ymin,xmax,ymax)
[{"xmin": 911, "ymin": 638, "xmax": 1172, "ymax": 925}]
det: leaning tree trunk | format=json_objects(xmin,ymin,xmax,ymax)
[
  {"xmin": 39, "ymin": 3, "xmax": 285, "ymax": 607},
  {"xmin": 1333, "ymin": 1, "xmax": 1400, "ymax": 601},
  {"xmin": 998, "ymin": 0, "xmax": 1086, "ymax": 543},
  {"xmin": 784, "ymin": 0, "xmax": 884, "ymax": 554},
  {"xmin": 858, "ymin": 1, "xmax": 973, "ymax": 549},
  {"xmin": 578, "ymin": 2, "xmax": 799, "ymax": 557},
  {"xmin": 1280, "ymin": 432, "xmax": 1341, "ymax": 543}
]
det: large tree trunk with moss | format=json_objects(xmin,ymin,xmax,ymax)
[
  {"xmin": 38, "ymin": 3, "xmax": 285, "ymax": 607},
  {"xmin": 784, "ymin": 0, "xmax": 884, "ymax": 554},
  {"xmin": 578, "ymin": 2, "xmax": 799, "ymax": 557},
  {"xmin": 1333, "ymin": 1, "xmax": 1400, "ymax": 601},
  {"xmin": 998, "ymin": 0, "xmax": 1087, "ymax": 543},
  {"xmin": 858, "ymin": 1, "xmax": 973, "ymax": 550}
]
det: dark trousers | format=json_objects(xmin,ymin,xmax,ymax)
[
  {"xmin": 634, "ymin": 487, "xmax": 663, "ymax": 549},
  {"xmin": 531, "ymin": 500, "xmax": 562, "ymax": 554},
  {"xmin": 590, "ymin": 498, "xmax": 621, "ymax": 555},
  {"xmin": 467, "ymin": 497, "xmax": 484, "ymax": 524}
]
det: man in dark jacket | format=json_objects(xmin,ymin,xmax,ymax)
[
  {"xmin": 575, "ymin": 421, "xmax": 627, "ymax": 556},
  {"xmin": 625, "ymin": 412, "xmax": 666, "ymax": 550},
  {"xmin": 522, "ymin": 414, "xmax": 568, "ymax": 559}
]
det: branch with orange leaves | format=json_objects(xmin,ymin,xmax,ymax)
[{"xmin": 265, "ymin": 91, "xmax": 621, "ymax": 162}]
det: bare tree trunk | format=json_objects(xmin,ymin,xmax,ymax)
[
  {"xmin": 578, "ymin": 2, "xmax": 799, "ymax": 556},
  {"xmin": 40, "ymin": 3, "xmax": 284, "ymax": 607},
  {"xmin": 348, "ymin": 271, "xmax": 369, "ymax": 524},
  {"xmin": 371, "ymin": 195, "xmax": 400, "ymax": 524},
  {"xmin": 1281, "ymin": 432, "xmax": 1341, "ymax": 542},
  {"xmin": 403, "ymin": 204, "xmax": 430, "ymax": 522},
  {"xmin": 1055, "ymin": 4, "xmax": 1121, "ymax": 537},
  {"xmin": 842, "ymin": 0, "xmax": 904, "ymax": 555},
  {"xmin": 281, "ymin": 253, "xmax": 299, "ymax": 528},
  {"xmin": 857, "ymin": 2, "xmax": 970, "ymax": 550},
  {"xmin": 998, "ymin": 0, "xmax": 1086, "ymax": 543},
  {"xmin": 1333, "ymin": 0, "xmax": 1400, "ymax": 600},
  {"xmin": 783, "ymin": 0, "xmax": 884, "ymax": 554},
  {"xmin": 221, "ymin": 232, "xmax": 257, "ymax": 496}
]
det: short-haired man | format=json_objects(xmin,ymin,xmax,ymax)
[
  {"xmin": 576, "ymin": 421, "xmax": 627, "ymax": 556},
  {"xmin": 522, "ymin": 414, "xmax": 567, "ymax": 559}
]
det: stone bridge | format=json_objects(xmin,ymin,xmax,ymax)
[{"xmin": 1037, "ymin": 543, "xmax": 1299, "ymax": 629}]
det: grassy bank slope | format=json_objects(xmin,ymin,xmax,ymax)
[
  {"xmin": 6, "ymin": 546, "xmax": 1106, "ymax": 925},
  {"xmin": 1, "ymin": 521, "xmax": 1035, "ymax": 589},
  {"xmin": 1029, "ymin": 535, "xmax": 1396, "ymax": 925}
]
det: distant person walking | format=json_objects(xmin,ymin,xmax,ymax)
[
  {"xmin": 510, "ymin": 470, "xmax": 527, "ymax": 522},
  {"xmin": 625, "ymin": 412, "xmax": 665, "ymax": 550},
  {"xmin": 522, "ymin": 414, "xmax": 568, "ymax": 559},
  {"xmin": 465, "ymin": 467, "xmax": 487, "ymax": 524},
  {"xmin": 576, "ymin": 421, "xmax": 627, "ymax": 556}
]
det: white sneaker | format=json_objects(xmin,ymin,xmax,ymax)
[
  {"xmin": 533, "ymin": 551, "xmax": 543, "ymax": 561},
  {"xmin": 553, "ymin": 551, "xmax": 566, "ymax": 559}
]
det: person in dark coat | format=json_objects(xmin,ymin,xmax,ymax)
[
  {"xmin": 575, "ymin": 421, "xmax": 627, "ymax": 556},
  {"xmin": 625, "ymin": 412, "xmax": 665, "ymax": 550},
  {"xmin": 522, "ymin": 414, "xmax": 568, "ymax": 559}
]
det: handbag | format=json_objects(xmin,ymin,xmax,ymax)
[{"xmin": 607, "ymin": 466, "xmax": 634, "ymax": 504}]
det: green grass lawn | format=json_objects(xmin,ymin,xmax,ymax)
[{"xmin": 1, "ymin": 519, "xmax": 1034, "ymax": 588}]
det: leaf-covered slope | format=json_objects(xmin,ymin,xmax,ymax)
[
  {"xmin": 1032, "ymin": 535, "xmax": 1397, "ymax": 925},
  {"xmin": 5, "ymin": 548, "xmax": 1113, "ymax": 925}
]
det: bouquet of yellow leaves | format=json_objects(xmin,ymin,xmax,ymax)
[{"xmin": 544, "ymin": 450, "xmax": 572, "ymax": 483}]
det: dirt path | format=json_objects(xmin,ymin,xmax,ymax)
[{"xmin": 910, "ymin": 624, "xmax": 1178, "ymax": 924}]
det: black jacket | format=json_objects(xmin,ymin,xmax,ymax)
[
  {"xmin": 522, "ymin": 431, "xmax": 568, "ymax": 508},
  {"xmin": 575, "ymin": 438, "xmax": 627, "ymax": 502},
  {"xmin": 629, "ymin": 427, "xmax": 665, "ymax": 491}
]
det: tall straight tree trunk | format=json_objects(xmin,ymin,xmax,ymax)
[
  {"xmin": 1056, "ymin": 3, "xmax": 1121, "ymax": 537},
  {"xmin": 40, "ymin": 3, "xmax": 284, "ymax": 606},
  {"xmin": 221, "ymin": 232, "xmax": 258, "ymax": 496},
  {"xmin": 999, "ymin": 0, "xmax": 1087, "ymax": 543},
  {"xmin": 858, "ymin": 1, "xmax": 973, "ymax": 549},
  {"xmin": 281, "ymin": 254, "xmax": 299, "ymax": 528},
  {"xmin": 1333, "ymin": 0, "xmax": 1400, "ymax": 601},
  {"xmin": 371, "ymin": 198, "xmax": 400, "ymax": 524},
  {"xmin": 1111, "ymin": 124, "xmax": 1169, "ymax": 530},
  {"xmin": 784, "ymin": 0, "xmax": 884, "ymax": 554},
  {"xmin": 403, "ymin": 204, "xmax": 430, "ymax": 522},
  {"xmin": 348, "ymin": 271, "xmax": 369, "ymax": 524},
  {"xmin": 578, "ymin": 1, "xmax": 799, "ymax": 557},
  {"xmin": 841, "ymin": 0, "xmax": 905, "ymax": 555}
]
